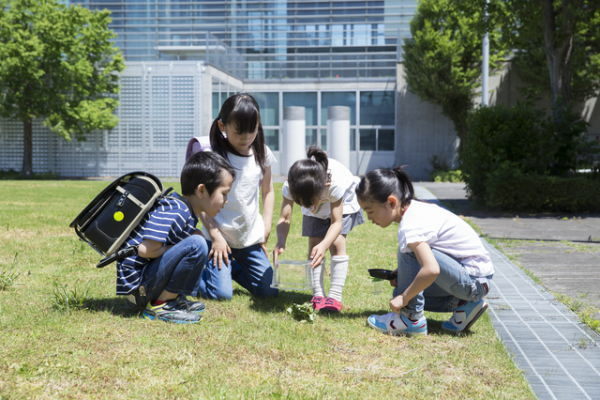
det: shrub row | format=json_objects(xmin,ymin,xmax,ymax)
[{"xmin": 485, "ymin": 165, "xmax": 600, "ymax": 212}]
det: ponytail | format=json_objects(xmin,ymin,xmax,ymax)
[
  {"xmin": 356, "ymin": 166, "xmax": 414, "ymax": 206},
  {"xmin": 306, "ymin": 146, "xmax": 328, "ymax": 174}
]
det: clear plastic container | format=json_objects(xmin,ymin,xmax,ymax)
[{"xmin": 270, "ymin": 252, "xmax": 314, "ymax": 291}]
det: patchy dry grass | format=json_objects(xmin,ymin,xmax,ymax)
[{"xmin": 0, "ymin": 181, "xmax": 535, "ymax": 399}]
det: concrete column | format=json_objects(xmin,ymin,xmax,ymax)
[
  {"xmin": 327, "ymin": 106, "xmax": 350, "ymax": 168},
  {"xmin": 282, "ymin": 106, "xmax": 306, "ymax": 173}
]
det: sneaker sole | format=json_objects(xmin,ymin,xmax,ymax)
[
  {"xmin": 463, "ymin": 302, "xmax": 488, "ymax": 331},
  {"xmin": 158, "ymin": 316, "xmax": 202, "ymax": 324},
  {"xmin": 366, "ymin": 319, "xmax": 427, "ymax": 337},
  {"xmin": 443, "ymin": 302, "xmax": 489, "ymax": 333},
  {"xmin": 142, "ymin": 312, "xmax": 202, "ymax": 324}
]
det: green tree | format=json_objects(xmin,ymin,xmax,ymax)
[
  {"xmin": 504, "ymin": 0, "xmax": 599, "ymax": 173},
  {"xmin": 402, "ymin": 0, "xmax": 508, "ymax": 141},
  {"xmin": 506, "ymin": 0, "xmax": 600, "ymax": 112},
  {"xmin": 0, "ymin": 0, "xmax": 124, "ymax": 176}
]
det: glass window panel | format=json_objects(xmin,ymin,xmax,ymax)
[
  {"xmin": 378, "ymin": 129, "xmax": 395, "ymax": 151},
  {"xmin": 252, "ymin": 92, "xmax": 279, "ymax": 126},
  {"xmin": 264, "ymin": 128, "xmax": 279, "ymax": 151},
  {"xmin": 306, "ymin": 128, "xmax": 318, "ymax": 147},
  {"xmin": 321, "ymin": 92, "xmax": 356, "ymax": 125},
  {"xmin": 359, "ymin": 91, "xmax": 395, "ymax": 125},
  {"xmin": 320, "ymin": 129, "xmax": 327, "ymax": 151},
  {"xmin": 212, "ymin": 92, "xmax": 220, "ymax": 119},
  {"xmin": 350, "ymin": 128, "xmax": 356, "ymax": 151},
  {"xmin": 359, "ymin": 129, "xmax": 376, "ymax": 151},
  {"xmin": 283, "ymin": 92, "xmax": 317, "ymax": 125}
]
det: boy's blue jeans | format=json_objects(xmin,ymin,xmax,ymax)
[
  {"xmin": 393, "ymin": 249, "xmax": 492, "ymax": 319},
  {"xmin": 197, "ymin": 241, "xmax": 278, "ymax": 300},
  {"xmin": 141, "ymin": 235, "xmax": 208, "ymax": 301}
]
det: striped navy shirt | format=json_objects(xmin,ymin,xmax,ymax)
[{"xmin": 116, "ymin": 193, "xmax": 198, "ymax": 295}]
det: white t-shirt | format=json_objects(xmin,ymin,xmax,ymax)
[
  {"xmin": 398, "ymin": 200, "xmax": 494, "ymax": 277},
  {"xmin": 282, "ymin": 158, "xmax": 361, "ymax": 219},
  {"xmin": 201, "ymin": 146, "xmax": 276, "ymax": 249}
]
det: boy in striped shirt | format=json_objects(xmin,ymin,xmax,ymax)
[{"xmin": 117, "ymin": 151, "xmax": 235, "ymax": 324}]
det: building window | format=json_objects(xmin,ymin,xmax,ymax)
[
  {"xmin": 283, "ymin": 92, "xmax": 317, "ymax": 125},
  {"xmin": 321, "ymin": 92, "xmax": 356, "ymax": 125},
  {"xmin": 378, "ymin": 129, "xmax": 395, "ymax": 151},
  {"xmin": 359, "ymin": 129, "xmax": 377, "ymax": 151},
  {"xmin": 253, "ymin": 92, "xmax": 280, "ymax": 151},
  {"xmin": 360, "ymin": 91, "xmax": 394, "ymax": 125},
  {"xmin": 359, "ymin": 128, "xmax": 395, "ymax": 151},
  {"xmin": 264, "ymin": 129, "xmax": 279, "ymax": 151}
]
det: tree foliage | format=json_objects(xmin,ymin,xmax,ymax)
[
  {"xmin": 504, "ymin": 0, "xmax": 600, "ymax": 110},
  {"xmin": 402, "ymin": 0, "xmax": 508, "ymax": 140},
  {"xmin": 0, "ymin": 0, "xmax": 124, "ymax": 175},
  {"xmin": 501, "ymin": 0, "xmax": 600, "ymax": 174}
]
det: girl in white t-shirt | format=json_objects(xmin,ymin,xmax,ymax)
[
  {"xmin": 356, "ymin": 167, "xmax": 493, "ymax": 336},
  {"xmin": 196, "ymin": 93, "xmax": 278, "ymax": 300},
  {"xmin": 275, "ymin": 146, "xmax": 364, "ymax": 312}
]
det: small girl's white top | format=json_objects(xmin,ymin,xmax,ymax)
[
  {"xmin": 398, "ymin": 200, "xmax": 494, "ymax": 277},
  {"xmin": 282, "ymin": 158, "xmax": 361, "ymax": 219},
  {"xmin": 201, "ymin": 145, "xmax": 276, "ymax": 249}
]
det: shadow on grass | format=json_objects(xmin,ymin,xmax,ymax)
[
  {"xmin": 246, "ymin": 289, "xmax": 411, "ymax": 321},
  {"xmin": 83, "ymin": 297, "xmax": 141, "ymax": 318}
]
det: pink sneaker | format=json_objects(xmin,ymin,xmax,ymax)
[
  {"xmin": 311, "ymin": 296, "xmax": 326, "ymax": 310},
  {"xmin": 320, "ymin": 297, "xmax": 343, "ymax": 312}
]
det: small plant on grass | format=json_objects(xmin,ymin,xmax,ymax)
[
  {"xmin": 286, "ymin": 303, "xmax": 316, "ymax": 323},
  {"xmin": 51, "ymin": 283, "xmax": 90, "ymax": 312},
  {"xmin": 0, "ymin": 269, "xmax": 20, "ymax": 291}
]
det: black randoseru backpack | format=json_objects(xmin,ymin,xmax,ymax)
[{"xmin": 70, "ymin": 172, "xmax": 172, "ymax": 268}]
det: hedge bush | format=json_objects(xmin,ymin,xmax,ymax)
[
  {"xmin": 460, "ymin": 104, "xmax": 557, "ymax": 202},
  {"xmin": 485, "ymin": 164, "xmax": 600, "ymax": 212}
]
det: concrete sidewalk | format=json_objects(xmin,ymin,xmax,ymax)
[{"xmin": 415, "ymin": 182, "xmax": 600, "ymax": 400}]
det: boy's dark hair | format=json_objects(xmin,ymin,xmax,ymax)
[
  {"xmin": 356, "ymin": 167, "xmax": 414, "ymax": 206},
  {"xmin": 180, "ymin": 151, "xmax": 235, "ymax": 196},
  {"xmin": 288, "ymin": 146, "xmax": 329, "ymax": 208},
  {"xmin": 209, "ymin": 93, "xmax": 266, "ymax": 173}
]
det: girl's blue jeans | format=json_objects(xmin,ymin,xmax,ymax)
[
  {"xmin": 141, "ymin": 235, "xmax": 208, "ymax": 301},
  {"xmin": 197, "ymin": 241, "xmax": 278, "ymax": 300},
  {"xmin": 393, "ymin": 249, "xmax": 492, "ymax": 319}
]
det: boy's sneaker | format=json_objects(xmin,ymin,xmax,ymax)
[
  {"xmin": 367, "ymin": 312, "xmax": 427, "ymax": 336},
  {"xmin": 142, "ymin": 300, "xmax": 202, "ymax": 324},
  {"xmin": 320, "ymin": 297, "xmax": 343, "ymax": 312},
  {"xmin": 442, "ymin": 299, "xmax": 488, "ymax": 333},
  {"xmin": 175, "ymin": 295, "xmax": 206, "ymax": 314},
  {"xmin": 311, "ymin": 296, "xmax": 325, "ymax": 310}
]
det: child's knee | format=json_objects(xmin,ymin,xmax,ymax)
[
  {"xmin": 186, "ymin": 235, "xmax": 209, "ymax": 261},
  {"xmin": 214, "ymin": 287, "xmax": 234, "ymax": 300},
  {"xmin": 200, "ymin": 280, "xmax": 233, "ymax": 300}
]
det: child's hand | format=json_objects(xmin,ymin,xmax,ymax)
[
  {"xmin": 209, "ymin": 239, "xmax": 231, "ymax": 270},
  {"xmin": 309, "ymin": 244, "xmax": 327, "ymax": 267},
  {"xmin": 274, "ymin": 246, "xmax": 285, "ymax": 256},
  {"xmin": 389, "ymin": 294, "xmax": 405, "ymax": 313}
]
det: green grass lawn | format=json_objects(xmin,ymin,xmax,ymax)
[{"xmin": 0, "ymin": 180, "xmax": 535, "ymax": 400}]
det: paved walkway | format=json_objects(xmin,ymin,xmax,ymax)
[{"xmin": 415, "ymin": 183, "xmax": 600, "ymax": 400}]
